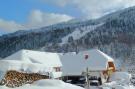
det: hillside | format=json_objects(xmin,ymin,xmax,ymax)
[{"xmin": 0, "ymin": 6, "xmax": 135, "ymax": 67}]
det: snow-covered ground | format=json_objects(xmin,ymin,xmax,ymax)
[
  {"xmin": 101, "ymin": 72, "xmax": 134, "ymax": 89},
  {"xmin": 0, "ymin": 72, "xmax": 135, "ymax": 89},
  {"xmin": 101, "ymin": 81, "xmax": 135, "ymax": 89},
  {"xmin": 0, "ymin": 79, "xmax": 84, "ymax": 89},
  {"xmin": 0, "ymin": 71, "xmax": 135, "ymax": 89},
  {"xmin": 0, "ymin": 79, "xmax": 134, "ymax": 89}
]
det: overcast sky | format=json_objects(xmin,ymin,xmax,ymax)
[{"xmin": 0, "ymin": 0, "xmax": 135, "ymax": 35}]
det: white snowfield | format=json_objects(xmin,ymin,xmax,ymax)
[{"xmin": 0, "ymin": 79, "xmax": 84, "ymax": 89}]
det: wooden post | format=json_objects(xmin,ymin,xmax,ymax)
[{"xmin": 86, "ymin": 67, "xmax": 90, "ymax": 89}]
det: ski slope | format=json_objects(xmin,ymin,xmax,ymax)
[{"xmin": 61, "ymin": 23, "xmax": 103, "ymax": 45}]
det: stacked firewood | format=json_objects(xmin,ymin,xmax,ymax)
[{"xmin": 0, "ymin": 70, "xmax": 49, "ymax": 88}]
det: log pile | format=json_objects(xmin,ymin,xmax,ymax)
[{"xmin": 0, "ymin": 70, "xmax": 49, "ymax": 88}]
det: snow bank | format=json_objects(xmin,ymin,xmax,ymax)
[
  {"xmin": 0, "ymin": 79, "xmax": 84, "ymax": 89},
  {"xmin": 102, "ymin": 72, "xmax": 134, "ymax": 89},
  {"xmin": 102, "ymin": 84, "xmax": 135, "ymax": 89},
  {"xmin": 109, "ymin": 72, "xmax": 131, "ymax": 83}
]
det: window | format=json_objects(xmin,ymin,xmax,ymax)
[
  {"xmin": 85, "ymin": 54, "xmax": 89, "ymax": 60},
  {"xmin": 54, "ymin": 67, "xmax": 61, "ymax": 72}
]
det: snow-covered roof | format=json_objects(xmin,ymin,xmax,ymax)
[
  {"xmin": 0, "ymin": 49, "xmax": 62, "ymax": 73},
  {"xmin": 60, "ymin": 49, "xmax": 115, "ymax": 76}
]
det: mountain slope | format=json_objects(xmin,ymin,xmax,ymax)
[{"xmin": 0, "ymin": 6, "xmax": 135, "ymax": 67}]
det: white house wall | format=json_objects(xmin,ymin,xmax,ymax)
[{"xmin": 59, "ymin": 49, "xmax": 115, "ymax": 76}]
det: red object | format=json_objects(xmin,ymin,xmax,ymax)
[{"xmin": 85, "ymin": 54, "xmax": 89, "ymax": 60}]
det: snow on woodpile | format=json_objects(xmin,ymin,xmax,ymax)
[{"xmin": 0, "ymin": 59, "xmax": 53, "ymax": 74}]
